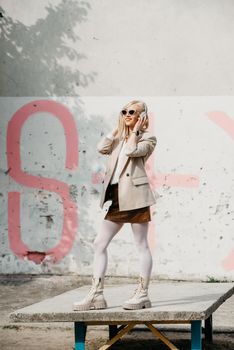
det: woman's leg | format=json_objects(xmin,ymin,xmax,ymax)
[
  {"xmin": 93, "ymin": 219, "xmax": 124, "ymax": 278},
  {"xmin": 131, "ymin": 222, "xmax": 153, "ymax": 279},
  {"xmin": 122, "ymin": 222, "xmax": 153, "ymax": 309}
]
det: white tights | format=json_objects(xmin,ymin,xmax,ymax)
[{"xmin": 93, "ymin": 219, "xmax": 153, "ymax": 279}]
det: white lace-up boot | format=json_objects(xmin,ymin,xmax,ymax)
[
  {"xmin": 73, "ymin": 276, "xmax": 107, "ymax": 311},
  {"xmin": 122, "ymin": 276, "xmax": 152, "ymax": 310}
]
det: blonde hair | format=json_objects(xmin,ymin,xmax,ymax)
[{"xmin": 115, "ymin": 100, "xmax": 149, "ymax": 140}]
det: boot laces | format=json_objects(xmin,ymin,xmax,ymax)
[
  {"xmin": 84, "ymin": 279, "xmax": 102, "ymax": 300},
  {"xmin": 129, "ymin": 278, "xmax": 145, "ymax": 298},
  {"xmin": 86, "ymin": 285, "xmax": 96, "ymax": 297}
]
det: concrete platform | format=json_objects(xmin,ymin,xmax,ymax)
[
  {"xmin": 10, "ymin": 281, "xmax": 234, "ymax": 323},
  {"xmin": 9, "ymin": 281, "xmax": 234, "ymax": 350}
]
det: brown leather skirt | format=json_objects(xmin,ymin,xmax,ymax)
[{"xmin": 104, "ymin": 183, "xmax": 151, "ymax": 223}]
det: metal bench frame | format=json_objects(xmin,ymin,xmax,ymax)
[{"xmin": 74, "ymin": 315, "xmax": 212, "ymax": 350}]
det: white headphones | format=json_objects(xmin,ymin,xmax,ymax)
[{"xmin": 139, "ymin": 102, "xmax": 148, "ymax": 119}]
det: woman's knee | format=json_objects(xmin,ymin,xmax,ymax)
[
  {"xmin": 135, "ymin": 239, "xmax": 151, "ymax": 252},
  {"xmin": 93, "ymin": 238, "xmax": 108, "ymax": 253}
]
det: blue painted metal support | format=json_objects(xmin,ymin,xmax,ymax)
[
  {"xmin": 191, "ymin": 320, "xmax": 202, "ymax": 350},
  {"xmin": 74, "ymin": 322, "xmax": 87, "ymax": 350}
]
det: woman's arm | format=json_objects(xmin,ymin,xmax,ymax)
[
  {"xmin": 125, "ymin": 133, "xmax": 157, "ymax": 158},
  {"xmin": 96, "ymin": 128, "xmax": 118, "ymax": 155}
]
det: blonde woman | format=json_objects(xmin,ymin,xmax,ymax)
[{"xmin": 73, "ymin": 100, "xmax": 157, "ymax": 311}]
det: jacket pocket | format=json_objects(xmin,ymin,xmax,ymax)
[{"xmin": 132, "ymin": 176, "xmax": 149, "ymax": 185}]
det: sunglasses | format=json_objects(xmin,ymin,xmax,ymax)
[{"xmin": 121, "ymin": 109, "xmax": 137, "ymax": 116}]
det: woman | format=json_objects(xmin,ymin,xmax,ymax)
[{"xmin": 73, "ymin": 100, "xmax": 157, "ymax": 311}]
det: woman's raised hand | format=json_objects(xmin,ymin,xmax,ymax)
[{"xmin": 133, "ymin": 114, "xmax": 147, "ymax": 132}]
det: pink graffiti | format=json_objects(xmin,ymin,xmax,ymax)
[
  {"xmin": 222, "ymin": 249, "xmax": 234, "ymax": 271},
  {"xmin": 7, "ymin": 100, "xmax": 78, "ymax": 264},
  {"xmin": 93, "ymin": 113, "xmax": 199, "ymax": 189},
  {"xmin": 91, "ymin": 111, "xmax": 199, "ymax": 253},
  {"xmin": 91, "ymin": 108, "xmax": 234, "ymax": 271},
  {"xmin": 144, "ymin": 112, "xmax": 199, "ymax": 252},
  {"xmin": 91, "ymin": 172, "xmax": 103, "ymax": 185},
  {"xmin": 207, "ymin": 111, "xmax": 234, "ymax": 139}
]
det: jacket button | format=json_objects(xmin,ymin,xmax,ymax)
[
  {"xmin": 102, "ymin": 180, "xmax": 104, "ymax": 183},
  {"xmin": 126, "ymin": 173, "xmax": 129, "ymax": 176}
]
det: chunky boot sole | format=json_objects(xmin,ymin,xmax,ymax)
[
  {"xmin": 122, "ymin": 299, "xmax": 151, "ymax": 310},
  {"xmin": 73, "ymin": 299, "xmax": 107, "ymax": 311}
]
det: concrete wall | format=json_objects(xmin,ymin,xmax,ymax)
[
  {"xmin": 0, "ymin": 1, "xmax": 233, "ymax": 280},
  {"xmin": 0, "ymin": 96, "xmax": 233, "ymax": 280}
]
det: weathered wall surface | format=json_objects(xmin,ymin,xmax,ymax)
[
  {"xmin": 0, "ymin": 1, "xmax": 233, "ymax": 279},
  {"xmin": 0, "ymin": 96, "xmax": 233, "ymax": 280}
]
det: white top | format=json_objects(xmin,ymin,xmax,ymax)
[{"xmin": 106, "ymin": 132, "xmax": 127, "ymax": 185}]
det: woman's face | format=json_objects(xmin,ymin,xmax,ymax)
[{"xmin": 121, "ymin": 103, "xmax": 142, "ymax": 129}]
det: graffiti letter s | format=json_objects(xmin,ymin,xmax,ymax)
[{"xmin": 7, "ymin": 100, "xmax": 78, "ymax": 264}]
